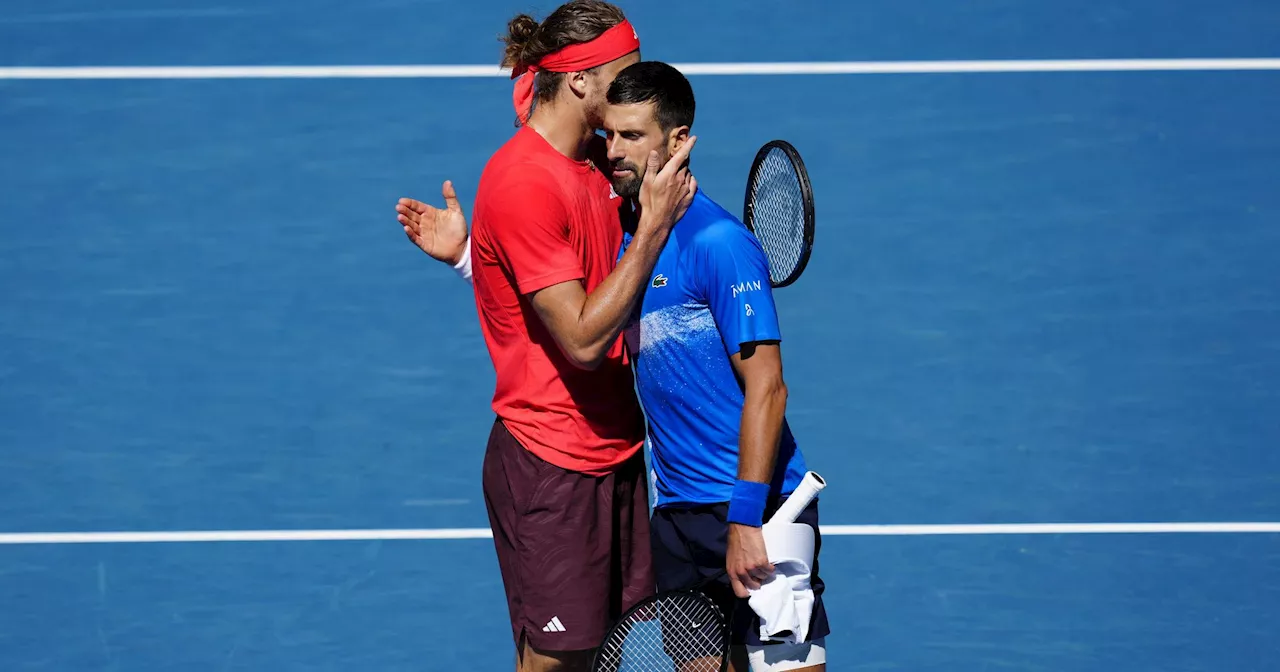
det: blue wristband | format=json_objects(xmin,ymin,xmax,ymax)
[{"xmin": 727, "ymin": 480, "xmax": 770, "ymax": 527}]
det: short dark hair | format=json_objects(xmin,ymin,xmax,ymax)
[
  {"xmin": 606, "ymin": 61, "xmax": 695, "ymax": 133},
  {"xmin": 500, "ymin": 1, "xmax": 628, "ymax": 110}
]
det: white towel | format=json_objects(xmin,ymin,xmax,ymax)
[{"xmin": 746, "ymin": 522, "xmax": 816, "ymax": 644}]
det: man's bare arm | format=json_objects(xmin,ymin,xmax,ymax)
[
  {"xmin": 725, "ymin": 341, "xmax": 787, "ymax": 598},
  {"xmin": 528, "ymin": 140, "xmax": 698, "ymax": 369}
]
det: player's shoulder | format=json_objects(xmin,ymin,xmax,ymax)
[
  {"xmin": 681, "ymin": 189, "xmax": 763, "ymax": 253},
  {"xmin": 481, "ymin": 127, "xmax": 562, "ymax": 179},
  {"xmin": 477, "ymin": 135, "xmax": 564, "ymax": 205},
  {"xmin": 473, "ymin": 148, "xmax": 568, "ymax": 247},
  {"xmin": 481, "ymin": 159, "xmax": 560, "ymax": 195}
]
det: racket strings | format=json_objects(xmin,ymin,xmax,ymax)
[
  {"xmin": 747, "ymin": 148, "xmax": 808, "ymax": 285},
  {"xmin": 593, "ymin": 592, "xmax": 727, "ymax": 671}
]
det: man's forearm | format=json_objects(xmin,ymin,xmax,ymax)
[
  {"xmin": 528, "ymin": 221, "xmax": 671, "ymax": 369},
  {"xmin": 738, "ymin": 381, "xmax": 788, "ymax": 482},
  {"xmin": 557, "ymin": 227, "xmax": 669, "ymax": 366},
  {"xmin": 729, "ymin": 375, "xmax": 788, "ymax": 525}
]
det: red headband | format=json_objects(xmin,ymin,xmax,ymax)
[{"xmin": 510, "ymin": 19, "xmax": 640, "ymax": 124}]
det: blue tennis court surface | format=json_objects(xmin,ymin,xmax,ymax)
[{"xmin": 2, "ymin": 1, "xmax": 1279, "ymax": 670}]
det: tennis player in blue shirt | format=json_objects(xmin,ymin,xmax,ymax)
[{"xmin": 604, "ymin": 62, "xmax": 829, "ymax": 672}]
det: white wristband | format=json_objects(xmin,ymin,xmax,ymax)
[{"xmin": 452, "ymin": 237, "xmax": 473, "ymax": 283}]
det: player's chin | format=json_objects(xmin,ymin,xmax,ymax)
[{"xmin": 612, "ymin": 176, "xmax": 642, "ymax": 199}]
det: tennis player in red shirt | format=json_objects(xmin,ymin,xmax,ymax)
[{"xmin": 396, "ymin": 3, "xmax": 694, "ymax": 671}]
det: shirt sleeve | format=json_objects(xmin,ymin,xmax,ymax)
[
  {"xmin": 486, "ymin": 168, "xmax": 584, "ymax": 295},
  {"xmin": 692, "ymin": 221, "xmax": 782, "ymax": 356}
]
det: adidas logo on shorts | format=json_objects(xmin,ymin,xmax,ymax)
[{"xmin": 542, "ymin": 616, "xmax": 567, "ymax": 633}]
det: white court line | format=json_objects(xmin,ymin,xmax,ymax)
[
  {"xmin": 819, "ymin": 522, "xmax": 1280, "ymax": 535},
  {"xmin": 2, "ymin": 522, "xmax": 1278, "ymax": 545},
  {"xmin": 1, "ymin": 59, "xmax": 1279, "ymax": 80}
]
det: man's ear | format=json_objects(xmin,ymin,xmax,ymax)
[
  {"xmin": 566, "ymin": 71, "xmax": 590, "ymax": 99},
  {"xmin": 667, "ymin": 126, "xmax": 691, "ymax": 160}
]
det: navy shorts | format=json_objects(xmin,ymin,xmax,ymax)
[{"xmin": 650, "ymin": 495, "xmax": 830, "ymax": 647}]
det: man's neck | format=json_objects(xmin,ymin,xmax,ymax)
[{"xmin": 526, "ymin": 99, "xmax": 596, "ymax": 161}]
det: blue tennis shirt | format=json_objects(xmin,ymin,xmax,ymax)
[{"xmin": 620, "ymin": 188, "xmax": 808, "ymax": 509}]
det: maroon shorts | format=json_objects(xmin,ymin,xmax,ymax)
[{"xmin": 481, "ymin": 418, "xmax": 654, "ymax": 652}]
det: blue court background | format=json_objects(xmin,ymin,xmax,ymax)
[{"xmin": 2, "ymin": 1, "xmax": 1279, "ymax": 670}]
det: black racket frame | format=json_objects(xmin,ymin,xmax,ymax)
[{"xmin": 742, "ymin": 139, "xmax": 816, "ymax": 289}]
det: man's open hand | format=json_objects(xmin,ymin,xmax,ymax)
[{"xmin": 396, "ymin": 180, "xmax": 469, "ymax": 265}]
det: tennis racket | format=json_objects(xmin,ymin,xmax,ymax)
[
  {"xmin": 590, "ymin": 472, "xmax": 827, "ymax": 672},
  {"xmin": 742, "ymin": 140, "xmax": 816, "ymax": 289}
]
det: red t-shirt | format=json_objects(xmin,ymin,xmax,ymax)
[{"xmin": 470, "ymin": 126, "xmax": 645, "ymax": 475}]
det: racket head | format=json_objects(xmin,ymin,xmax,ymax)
[
  {"xmin": 590, "ymin": 588, "xmax": 730, "ymax": 672},
  {"xmin": 742, "ymin": 139, "xmax": 816, "ymax": 288}
]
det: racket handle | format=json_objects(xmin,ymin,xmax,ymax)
[{"xmin": 766, "ymin": 471, "xmax": 826, "ymax": 526}]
